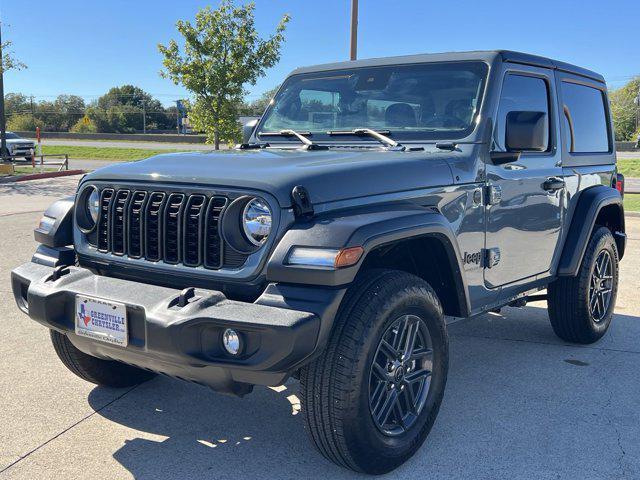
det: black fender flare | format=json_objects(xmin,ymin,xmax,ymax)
[
  {"xmin": 33, "ymin": 196, "xmax": 75, "ymax": 248},
  {"xmin": 266, "ymin": 205, "xmax": 470, "ymax": 316},
  {"xmin": 557, "ymin": 185, "xmax": 625, "ymax": 276}
]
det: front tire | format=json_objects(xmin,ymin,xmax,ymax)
[
  {"xmin": 50, "ymin": 330, "xmax": 156, "ymax": 388},
  {"xmin": 299, "ymin": 270, "xmax": 448, "ymax": 474},
  {"xmin": 548, "ymin": 226, "xmax": 619, "ymax": 344}
]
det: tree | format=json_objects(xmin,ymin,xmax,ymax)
[
  {"xmin": 70, "ymin": 116, "xmax": 97, "ymax": 133},
  {"xmin": 610, "ymin": 76, "xmax": 640, "ymax": 141},
  {"xmin": 32, "ymin": 95, "xmax": 86, "ymax": 132},
  {"xmin": 1, "ymin": 40, "xmax": 27, "ymax": 73},
  {"xmin": 242, "ymin": 85, "xmax": 280, "ymax": 116},
  {"xmin": 159, "ymin": 1, "xmax": 290, "ymax": 148},
  {"xmin": 88, "ymin": 85, "xmax": 173, "ymax": 133},
  {"xmin": 6, "ymin": 113, "xmax": 42, "ymax": 131}
]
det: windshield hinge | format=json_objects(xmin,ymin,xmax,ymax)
[
  {"xmin": 291, "ymin": 186, "xmax": 314, "ymax": 220},
  {"xmin": 237, "ymin": 142, "xmax": 269, "ymax": 150}
]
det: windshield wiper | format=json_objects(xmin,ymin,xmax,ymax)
[
  {"xmin": 327, "ymin": 128, "xmax": 405, "ymax": 151},
  {"xmin": 258, "ymin": 130, "xmax": 328, "ymax": 150}
]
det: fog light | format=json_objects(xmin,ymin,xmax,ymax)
[{"xmin": 222, "ymin": 328, "xmax": 241, "ymax": 355}]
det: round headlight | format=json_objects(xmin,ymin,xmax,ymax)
[
  {"xmin": 242, "ymin": 198, "xmax": 272, "ymax": 246},
  {"xmin": 87, "ymin": 188, "xmax": 100, "ymax": 223}
]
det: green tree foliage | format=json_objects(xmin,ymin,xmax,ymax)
[
  {"xmin": 158, "ymin": 1, "xmax": 289, "ymax": 148},
  {"xmin": 1, "ymin": 39, "xmax": 27, "ymax": 73},
  {"xmin": 610, "ymin": 76, "xmax": 640, "ymax": 141},
  {"xmin": 70, "ymin": 116, "xmax": 97, "ymax": 133},
  {"xmin": 242, "ymin": 86, "xmax": 280, "ymax": 116},
  {"xmin": 38, "ymin": 95, "xmax": 86, "ymax": 131},
  {"xmin": 6, "ymin": 113, "xmax": 43, "ymax": 131},
  {"xmin": 87, "ymin": 85, "xmax": 175, "ymax": 133}
]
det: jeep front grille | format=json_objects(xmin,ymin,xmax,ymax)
[{"xmin": 95, "ymin": 188, "xmax": 245, "ymax": 270}]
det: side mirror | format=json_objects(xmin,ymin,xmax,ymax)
[
  {"xmin": 242, "ymin": 118, "xmax": 260, "ymax": 144},
  {"xmin": 505, "ymin": 111, "xmax": 547, "ymax": 152},
  {"xmin": 491, "ymin": 111, "xmax": 547, "ymax": 165}
]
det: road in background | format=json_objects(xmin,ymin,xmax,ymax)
[
  {"xmin": 1, "ymin": 175, "xmax": 639, "ymax": 479},
  {"xmin": 37, "ymin": 138, "xmax": 217, "ymax": 151}
]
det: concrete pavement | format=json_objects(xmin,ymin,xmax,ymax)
[{"xmin": 0, "ymin": 176, "xmax": 639, "ymax": 479}]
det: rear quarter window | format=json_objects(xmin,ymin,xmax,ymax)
[{"xmin": 561, "ymin": 82, "xmax": 609, "ymax": 153}]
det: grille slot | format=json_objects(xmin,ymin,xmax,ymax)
[
  {"xmin": 183, "ymin": 195, "xmax": 206, "ymax": 266},
  {"xmin": 111, "ymin": 190, "xmax": 130, "ymax": 255},
  {"xmin": 127, "ymin": 191, "xmax": 147, "ymax": 258},
  {"xmin": 204, "ymin": 196, "xmax": 228, "ymax": 269},
  {"xmin": 144, "ymin": 192, "xmax": 166, "ymax": 261},
  {"xmin": 97, "ymin": 189, "xmax": 115, "ymax": 252},
  {"xmin": 163, "ymin": 193, "xmax": 186, "ymax": 264},
  {"xmin": 89, "ymin": 187, "xmax": 244, "ymax": 270}
]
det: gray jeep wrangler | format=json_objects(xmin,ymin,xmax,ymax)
[{"xmin": 11, "ymin": 50, "xmax": 626, "ymax": 474}]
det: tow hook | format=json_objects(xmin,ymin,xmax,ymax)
[{"xmin": 46, "ymin": 265, "xmax": 70, "ymax": 282}]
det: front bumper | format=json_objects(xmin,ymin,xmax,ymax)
[
  {"xmin": 9, "ymin": 145, "xmax": 34, "ymax": 157},
  {"xmin": 11, "ymin": 262, "xmax": 324, "ymax": 396}
]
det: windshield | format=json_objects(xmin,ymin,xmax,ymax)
[
  {"xmin": 5, "ymin": 132, "xmax": 20, "ymax": 139},
  {"xmin": 258, "ymin": 61, "xmax": 488, "ymax": 143}
]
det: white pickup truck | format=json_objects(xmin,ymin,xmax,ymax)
[{"xmin": 3, "ymin": 132, "xmax": 35, "ymax": 161}]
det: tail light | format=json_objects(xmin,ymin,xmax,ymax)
[{"xmin": 614, "ymin": 173, "xmax": 624, "ymax": 198}]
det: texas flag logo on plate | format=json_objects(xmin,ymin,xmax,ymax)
[{"xmin": 78, "ymin": 303, "xmax": 91, "ymax": 327}]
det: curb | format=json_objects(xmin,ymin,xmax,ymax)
[{"xmin": 0, "ymin": 170, "xmax": 84, "ymax": 184}]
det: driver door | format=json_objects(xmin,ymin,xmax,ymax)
[{"xmin": 484, "ymin": 66, "xmax": 564, "ymax": 288}]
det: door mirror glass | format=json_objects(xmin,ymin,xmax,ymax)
[
  {"xmin": 242, "ymin": 118, "xmax": 260, "ymax": 144},
  {"xmin": 505, "ymin": 111, "xmax": 547, "ymax": 152}
]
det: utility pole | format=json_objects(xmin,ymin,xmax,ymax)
[
  {"xmin": 350, "ymin": 0, "xmax": 358, "ymax": 61},
  {"xmin": 142, "ymin": 104, "xmax": 146, "ymax": 134},
  {"xmin": 0, "ymin": 22, "xmax": 7, "ymax": 160}
]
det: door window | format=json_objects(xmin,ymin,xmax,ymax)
[
  {"xmin": 561, "ymin": 82, "xmax": 609, "ymax": 153},
  {"xmin": 495, "ymin": 74, "xmax": 550, "ymax": 151}
]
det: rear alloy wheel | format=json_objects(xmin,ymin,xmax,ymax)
[
  {"xmin": 299, "ymin": 269, "xmax": 448, "ymax": 474},
  {"xmin": 588, "ymin": 250, "xmax": 613, "ymax": 322},
  {"xmin": 548, "ymin": 226, "xmax": 619, "ymax": 344}
]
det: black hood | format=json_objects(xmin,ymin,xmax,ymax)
[{"xmin": 84, "ymin": 148, "xmax": 456, "ymax": 207}]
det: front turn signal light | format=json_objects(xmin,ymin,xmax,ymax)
[
  {"xmin": 334, "ymin": 246, "xmax": 364, "ymax": 268},
  {"xmin": 287, "ymin": 246, "xmax": 364, "ymax": 269}
]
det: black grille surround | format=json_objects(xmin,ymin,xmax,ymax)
[{"xmin": 90, "ymin": 186, "xmax": 248, "ymax": 270}]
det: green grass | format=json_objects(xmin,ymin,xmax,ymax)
[
  {"xmin": 624, "ymin": 193, "xmax": 640, "ymax": 213},
  {"xmin": 617, "ymin": 158, "xmax": 640, "ymax": 178},
  {"xmin": 0, "ymin": 166, "xmax": 56, "ymax": 177},
  {"xmin": 40, "ymin": 145, "xmax": 185, "ymax": 161}
]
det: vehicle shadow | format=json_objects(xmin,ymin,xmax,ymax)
[{"xmin": 88, "ymin": 304, "xmax": 640, "ymax": 479}]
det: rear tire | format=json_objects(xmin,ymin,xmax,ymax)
[
  {"xmin": 299, "ymin": 269, "xmax": 448, "ymax": 474},
  {"xmin": 50, "ymin": 330, "xmax": 156, "ymax": 388},
  {"xmin": 547, "ymin": 226, "xmax": 619, "ymax": 344}
]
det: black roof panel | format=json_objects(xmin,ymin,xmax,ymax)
[{"xmin": 290, "ymin": 50, "xmax": 605, "ymax": 84}]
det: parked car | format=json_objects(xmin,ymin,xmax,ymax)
[
  {"xmin": 2, "ymin": 131, "xmax": 35, "ymax": 161},
  {"xmin": 11, "ymin": 50, "xmax": 625, "ymax": 474}
]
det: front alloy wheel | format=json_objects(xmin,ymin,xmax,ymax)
[
  {"xmin": 369, "ymin": 314, "xmax": 433, "ymax": 436},
  {"xmin": 300, "ymin": 269, "xmax": 448, "ymax": 474}
]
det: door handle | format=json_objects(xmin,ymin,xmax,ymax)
[{"xmin": 542, "ymin": 177, "xmax": 565, "ymax": 192}]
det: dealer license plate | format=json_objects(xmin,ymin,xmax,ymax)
[{"xmin": 75, "ymin": 295, "xmax": 128, "ymax": 347}]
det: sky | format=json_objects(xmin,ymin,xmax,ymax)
[{"xmin": 1, "ymin": 0, "xmax": 638, "ymax": 106}]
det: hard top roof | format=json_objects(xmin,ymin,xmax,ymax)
[{"xmin": 290, "ymin": 50, "xmax": 605, "ymax": 83}]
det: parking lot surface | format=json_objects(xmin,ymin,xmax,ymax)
[{"xmin": 0, "ymin": 176, "xmax": 639, "ymax": 479}]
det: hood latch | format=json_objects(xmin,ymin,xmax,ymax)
[{"xmin": 291, "ymin": 186, "xmax": 314, "ymax": 220}]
